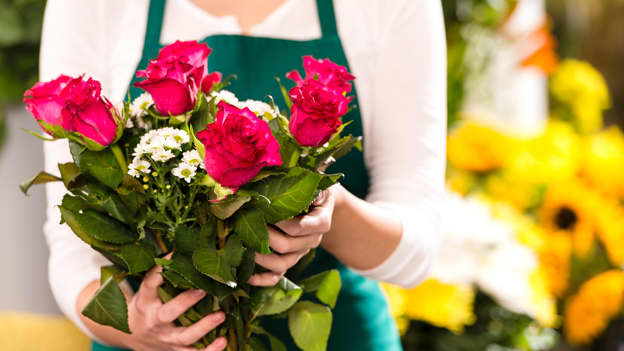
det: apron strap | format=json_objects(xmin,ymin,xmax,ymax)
[
  {"xmin": 316, "ymin": 0, "xmax": 339, "ymax": 38},
  {"xmin": 142, "ymin": 0, "xmax": 167, "ymax": 60}
]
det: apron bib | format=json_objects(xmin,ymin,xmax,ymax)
[{"xmin": 93, "ymin": 1, "xmax": 401, "ymax": 349}]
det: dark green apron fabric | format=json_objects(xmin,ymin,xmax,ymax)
[{"xmin": 93, "ymin": 1, "xmax": 401, "ymax": 349}]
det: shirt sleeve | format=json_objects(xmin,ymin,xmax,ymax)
[
  {"xmin": 350, "ymin": 0, "xmax": 447, "ymax": 288},
  {"xmin": 39, "ymin": 0, "xmax": 126, "ymax": 340}
]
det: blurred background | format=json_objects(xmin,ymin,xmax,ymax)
[{"xmin": 1, "ymin": 0, "xmax": 624, "ymax": 350}]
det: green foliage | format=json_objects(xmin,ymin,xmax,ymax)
[
  {"xmin": 19, "ymin": 170, "xmax": 61, "ymax": 195},
  {"xmin": 298, "ymin": 270, "xmax": 341, "ymax": 309},
  {"xmin": 252, "ymin": 277, "xmax": 303, "ymax": 316},
  {"xmin": 288, "ymin": 301, "xmax": 333, "ymax": 351},
  {"xmin": 81, "ymin": 277, "xmax": 130, "ymax": 333}
]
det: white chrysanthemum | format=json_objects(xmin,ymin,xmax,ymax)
[
  {"xmin": 239, "ymin": 99, "xmax": 277, "ymax": 117},
  {"xmin": 210, "ymin": 90, "xmax": 239, "ymax": 105},
  {"xmin": 130, "ymin": 93, "xmax": 153, "ymax": 117},
  {"xmin": 182, "ymin": 150, "xmax": 203, "ymax": 168},
  {"xmin": 125, "ymin": 118, "xmax": 134, "ymax": 129},
  {"xmin": 151, "ymin": 149, "xmax": 175, "ymax": 162},
  {"xmin": 172, "ymin": 162, "xmax": 197, "ymax": 183},
  {"xmin": 128, "ymin": 159, "xmax": 151, "ymax": 178}
]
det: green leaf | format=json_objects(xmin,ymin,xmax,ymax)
[
  {"xmin": 163, "ymin": 253, "xmax": 220, "ymax": 293},
  {"xmin": 237, "ymin": 249, "xmax": 256, "ymax": 284},
  {"xmin": 268, "ymin": 118, "xmax": 300, "ymax": 168},
  {"xmin": 250, "ymin": 167, "xmax": 322, "ymax": 223},
  {"xmin": 59, "ymin": 198, "xmax": 121, "ymax": 251},
  {"xmin": 251, "ymin": 326, "xmax": 287, "ymax": 351},
  {"xmin": 298, "ymin": 270, "xmax": 341, "ymax": 308},
  {"xmin": 161, "ymin": 270, "xmax": 194, "ymax": 289},
  {"xmin": 117, "ymin": 244, "xmax": 155, "ymax": 274},
  {"xmin": 331, "ymin": 136, "xmax": 362, "ymax": 161},
  {"xmin": 225, "ymin": 234, "xmax": 245, "ymax": 267},
  {"xmin": 58, "ymin": 162, "xmax": 87, "ymax": 190},
  {"xmin": 19, "ymin": 171, "xmax": 61, "ymax": 195},
  {"xmin": 275, "ymin": 77, "xmax": 293, "ymax": 110},
  {"xmin": 247, "ymin": 337, "xmax": 267, "ymax": 351},
  {"xmin": 64, "ymin": 207, "xmax": 136, "ymax": 244},
  {"xmin": 73, "ymin": 183, "xmax": 130, "ymax": 223},
  {"xmin": 318, "ymin": 173, "xmax": 343, "ymax": 191},
  {"xmin": 288, "ymin": 301, "xmax": 332, "ymax": 351},
  {"xmin": 251, "ymin": 277, "xmax": 303, "ymax": 316},
  {"xmin": 71, "ymin": 143, "xmax": 124, "ymax": 189},
  {"xmin": 82, "ymin": 277, "xmax": 130, "ymax": 333},
  {"xmin": 209, "ymin": 194, "xmax": 251, "ymax": 220},
  {"xmin": 193, "ymin": 247, "xmax": 237, "ymax": 287},
  {"xmin": 100, "ymin": 265, "xmax": 127, "ymax": 285},
  {"xmin": 233, "ymin": 207, "xmax": 270, "ymax": 254},
  {"xmin": 174, "ymin": 225, "xmax": 200, "ymax": 255}
]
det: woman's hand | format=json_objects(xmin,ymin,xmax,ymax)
[{"xmin": 248, "ymin": 186, "xmax": 339, "ymax": 286}]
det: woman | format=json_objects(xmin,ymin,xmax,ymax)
[{"xmin": 40, "ymin": 0, "xmax": 446, "ymax": 350}]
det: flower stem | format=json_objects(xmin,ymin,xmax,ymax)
[{"xmin": 110, "ymin": 144, "xmax": 128, "ymax": 174}]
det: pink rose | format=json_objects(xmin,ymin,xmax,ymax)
[
  {"xmin": 59, "ymin": 77, "xmax": 120, "ymax": 147},
  {"xmin": 24, "ymin": 75, "xmax": 120, "ymax": 147},
  {"xmin": 289, "ymin": 79, "xmax": 351, "ymax": 147},
  {"xmin": 23, "ymin": 74, "xmax": 72, "ymax": 133},
  {"xmin": 286, "ymin": 56, "xmax": 355, "ymax": 94},
  {"xmin": 197, "ymin": 101, "xmax": 282, "ymax": 188},
  {"xmin": 135, "ymin": 40, "xmax": 221, "ymax": 115}
]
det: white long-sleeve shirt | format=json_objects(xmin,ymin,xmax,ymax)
[{"xmin": 40, "ymin": 0, "xmax": 446, "ymax": 338}]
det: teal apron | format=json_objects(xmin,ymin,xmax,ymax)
[{"xmin": 93, "ymin": 0, "xmax": 401, "ymax": 349}]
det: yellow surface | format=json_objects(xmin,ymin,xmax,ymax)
[{"xmin": 0, "ymin": 312, "xmax": 90, "ymax": 351}]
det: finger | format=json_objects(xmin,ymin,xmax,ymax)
[
  {"xmin": 135, "ymin": 264, "xmax": 165, "ymax": 311},
  {"xmin": 255, "ymin": 249, "xmax": 309, "ymax": 275},
  {"xmin": 313, "ymin": 189, "xmax": 330, "ymax": 206},
  {"xmin": 171, "ymin": 311, "xmax": 226, "ymax": 346},
  {"xmin": 275, "ymin": 206, "xmax": 330, "ymax": 237},
  {"xmin": 158, "ymin": 289, "xmax": 207, "ymax": 323},
  {"xmin": 269, "ymin": 228, "xmax": 323, "ymax": 254},
  {"xmin": 204, "ymin": 337, "xmax": 228, "ymax": 351},
  {"xmin": 248, "ymin": 272, "xmax": 282, "ymax": 287}
]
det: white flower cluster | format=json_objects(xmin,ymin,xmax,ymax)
[
  {"xmin": 128, "ymin": 127, "xmax": 202, "ymax": 183},
  {"xmin": 430, "ymin": 190, "xmax": 555, "ymax": 325},
  {"xmin": 210, "ymin": 90, "xmax": 279, "ymax": 118},
  {"xmin": 125, "ymin": 93, "xmax": 154, "ymax": 129},
  {"xmin": 172, "ymin": 150, "xmax": 204, "ymax": 183}
]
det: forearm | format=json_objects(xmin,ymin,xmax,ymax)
[
  {"xmin": 76, "ymin": 280, "xmax": 134, "ymax": 348},
  {"xmin": 321, "ymin": 185, "xmax": 403, "ymax": 270}
]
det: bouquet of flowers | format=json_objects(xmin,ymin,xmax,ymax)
[{"xmin": 20, "ymin": 40, "xmax": 361, "ymax": 350}]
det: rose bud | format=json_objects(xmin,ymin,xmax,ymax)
[
  {"xmin": 59, "ymin": 76, "xmax": 121, "ymax": 147},
  {"xmin": 197, "ymin": 101, "xmax": 282, "ymax": 188},
  {"xmin": 24, "ymin": 75, "xmax": 121, "ymax": 149},
  {"xmin": 289, "ymin": 79, "xmax": 351, "ymax": 147},
  {"xmin": 286, "ymin": 56, "xmax": 355, "ymax": 94},
  {"xmin": 23, "ymin": 74, "xmax": 73, "ymax": 134},
  {"xmin": 135, "ymin": 40, "xmax": 220, "ymax": 116}
]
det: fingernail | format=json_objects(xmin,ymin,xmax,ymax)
[
  {"xmin": 216, "ymin": 337, "xmax": 227, "ymax": 348},
  {"xmin": 214, "ymin": 311, "xmax": 225, "ymax": 322},
  {"xmin": 191, "ymin": 289, "xmax": 206, "ymax": 297}
]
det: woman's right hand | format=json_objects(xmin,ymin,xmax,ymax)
[
  {"xmin": 79, "ymin": 264, "xmax": 228, "ymax": 351},
  {"xmin": 123, "ymin": 265, "xmax": 228, "ymax": 351}
]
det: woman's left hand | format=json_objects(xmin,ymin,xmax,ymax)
[{"xmin": 248, "ymin": 185, "xmax": 338, "ymax": 286}]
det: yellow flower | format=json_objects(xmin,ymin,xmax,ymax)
[
  {"xmin": 539, "ymin": 230, "xmax": 573, "ymax": 297},
  {"xmin": 564, "ymin": 270, "xmax": 624, "ymax": 345},
  {"xmin": 403, "ymin": 279, "xmax": 476, "ymax": 333},
  {"xmin": 539, "ymin": 182, "xmax": 596, "ymax": 256},
  {"xmin": 484, "ymin": 173, "xmax": 545, "ymax": 211},
  {"xmin": 582, "ymin": 127, "xmax": 624, "ymax": 198},
  {"xmin": 506, "ymin": 121, "xmax": 581, "ymax": 184},
  {"xmin": 447, "ymin": 122, "xmax": 511, "ymax": 172},
  {"xmin": 380, "ymin": 283, "xmax": 410, "ymax": 335},
  {"xmin": 593, "ymin": 195, "xmax": 624, "ymax": 267},
  {"xmin": 550, "ymin": 59, "xmax": 610, "ymax": 134},
  {"xmin": 529, "ymin": 269, "xmax": 560, "ymax": 328},
  {"xmin": 446, "ymin": 168, "xmax": 478, "ymax": 196}
]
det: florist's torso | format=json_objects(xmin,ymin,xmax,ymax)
[{"xmin": 92, "ymin": 0, "xmax": 400, "ymax": 350}]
